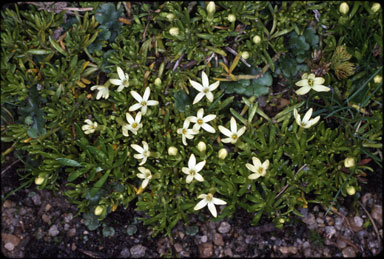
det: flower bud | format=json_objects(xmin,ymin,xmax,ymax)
[
  {"xmin": 371, "ymin": 3, "xmax": 381, "ymax": 13},
  {"xmin": 253, "ymin": 35, "xmax": 261, "ymax": 44},
  {"xmin": 94, "ymin": 205, "xmax": 104, "ymax": 216},
  {"xmin": 169, "ymin": 27, "xmax": 179, "ymax": 36},
  {"xmin": 339, "ymin": 2, "xmax": 349, "ymax": 15},
  {"xmin": 168, "ymin": 146, "xmax": 178, "ymax": 156},
  {"xmin": 206, "ymin": 1, "xmax": 216, "ymax": 14},
  {"xmin": 346, "ymin": 186, "xmax": 356, "ymax": 196},
  {"xmin": 344, "ymin": 157, "xmax": 356, "ymax": 168},
  {"xmin": 35, "ymin": 176, "xmax": 45, "ymax": 185},
  {"xmin": 227, "ymin": 14, "xmax": 236, "ymax": 23},
  {"xmin": 166, "ymin": 13, "xmax": 175, "ymax": 21},
  {"xmin": 218, "ymin": 148, "xmax": 228, "ymax": 159},
  {"xmin": 279, "ymin": 218, "xmax": 285, "ymax": 224},
  {"xmin": 373, "ymin": 74, "xmax": 382, "ymax": 84},
  {"xmin": 154, "ymin": 78, "xmax": 162, "ymax": 86},
  {"xmin": 197, "ymin": 141, "xmax": 206, "ymax": 152},
  {"xmin": 241, "ymin": 51, "xmax": 249, "ymax": 60}
]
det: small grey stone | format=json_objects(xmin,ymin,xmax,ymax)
[
  {"xmin": 213, "ymin": 233, "xmax": 224, "ymax": 246},
  {"xmin": 130, "ymin": 245, "xmax": 146, "ymax": 258},
  {"xmin": 353, "ymin": 216, "xmax": 364, "ymax": 228},
  {"xmin": 304, "ymin": 248, "xmax": 312, "ymax": 257},
  {"xmin": 218, "ymin": 221, "xmax": 231, "ymax": 234},
  {"xmin": 342, "ymin": 246, "xmax": 356, "ymax": 257},
  {"xmin": 119, "ymin": 248, "xmax": 130, "ymax": 258},
  {"xmin": 64, "ymin": 213, "xmax": 73, "ymax": 223},
  {"xmin": 335, "ymin": 217, "xmax": 344, "ymax": 230},
  {"xmin": 224, "ymin": 247, "xmax": 233, "ymax": 257},
  {"xmin": 48, "ymin": 225, "xmax": 59, "ymax": 237},
  {"xmin": 201, "ymin": 235, "xmax": 208, "ymax": 243},
  {"xmin": 279, "ymin": 246, "xmax": 289, "ymax": 254},
  {"xmin": 67, "ymin": 228, "xmax": 76, "ymax": 238},
  {"xmin": 371, "ymin": 205, "xmax": 382, "ymax": 226},
  {"xmin": 337, "ymin": 239, "xmax": 347, "ymax": 249},
  {"xmin": 174, "ymin": 243, "xmax": 183, "ymax": 253},
  {"xmin": 325, "ymin": 226, "xmax": 336, "ymax": 239},
  {"xmin": 4, "ymin": 242, "xmax": 15, "ymax": 251},
  {"xmin": 31, "ymin": 194, "xmax": 41, "ymax": 206},
  {"xmin": 198, "ymin": 242, "xmax": 213, "ymax": 258}
]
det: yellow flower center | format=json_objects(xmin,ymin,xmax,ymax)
[
  {"xmin": 197, "ymin": 119, "xmax": 203, "ymax": 125},
  {"xmin": 232, "ymin": 134, "xmax": 238, "ymax": 140},
  {"xmin": 308, "ymin": 79, "xmax": 314, "ymax": 87},
  {"xmin": 141, "ymin": 101, "xmax": 147, "ymax": 106},
  {"xmin": 144, "ymin": 171, "xmax": 151, "ymax": 178},
  {"xmin": 258, "ymin": 167, "xmax": 264, "ymax": 174},
  {"xmin": 206, "ymin": 193, "xmax": 213, "ymax": 201},
  {"xmin": 182, "ymin": 128, "xmax": 187, "ymax": 134},
  {"xmin": 203, "ymin": 88, "xmax": 209, "ymax": 93},
  {"xmin": 143, "ymin": 151, "xmax": 149, "ymax": 157},
  {"xmin": 132, "ymin": 122, "xmax": 138, "ymax": 128},
  {"xmin": 123, "ymin": 79, "xmax": 129, "ymax": 86},
  {"xmin": 190, "ymin": 170, "xmax": 196, "ymax": 176}
]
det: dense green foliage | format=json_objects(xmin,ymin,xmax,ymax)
[{"xmin": 1, "ymin": 2, "xmax": 382, "ymax": 237}]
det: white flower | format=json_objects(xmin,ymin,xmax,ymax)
[
  {"xmin": 169, "ymin": 27, "xmax": 179, "ymax": 36},
  {"xmin": 293, "ymin": 108, "xmax": 320, "ymax": 129},
  {"xmin": 207, "ymin": 1, "xmax": 216, "ymax": 14},
  {"xmin": 194, "ymin": 193, "xmax": 227, "ymax": 218},
  {"xmin": 177, "ymin": 118, "xmax": 198, "ymax": 146},
  {"xmin": 168, "ymin": 146, "xmax": 178, "ymax": 156},
  {"xmin": 246, "ymin": 157, "xmax": 269, "ymax": 180},
  {"xmin": 218, "ymin": 117, "xmax": 246, "ymax": 144},
  {"xmin": 129, "ymin": 87, "xmax": 159, "ymax": 115},
  {"xmin": 188, "ymin": 108, "xmax": 216, "ymax": 133},
  {"xmin": 295, "ymin": 73, "xmax": 330, "ymax": 95},
  {"xmin": 182, "ymin": 154, "xmax": 205, "ymax": 184},
  {"xmin": 371, "ymin": 3, "xmax": 381, "ymax": 13},
  {"xmin": 344, "ymin": 157, "xmax": 356, "ymax": 168},
  {"xmin": 218, "ymin": 148, "xmax": 228, "ymax": 159},
  {"xmin": 189, "ymin": 71, "xmax": 220, "ymax": 104},
  {"xmin": 137, "ymin": 167, "xmax": 152, "ymax": 189},
  {"xmin": 227, "ymin": 14, "xmax": 236, "ymax": 23},
  {"xmin": 339, "ymin": 2, "xmax": 349, "ymax": 14},
  {"xmin": 82, "ymin": 119, "xmax": 98, "ymax": 134},
  {"xmin": 131, "ymin": 141, "xmax": 150, "ymax": 165},
  {"xmin": 110, "ymin": 67, "xmax": 129, "ymax": 92},
  {"xmin": 122, "ymin": 112, "xmax": 143, "ymax": 136},
  {"xmin": 197, "ymin": 141, "xmax": 206, "ymax": 152},
  {"xmin": 90, "ymin": 85, "xmax": 109, "ymax": 100}
]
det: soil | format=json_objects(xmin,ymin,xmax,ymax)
[{"xmin": 1, "ymin": 154, "xmax": 382, "ymax": 258}]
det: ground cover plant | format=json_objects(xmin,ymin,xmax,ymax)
[{"xmin": 1, "ymin": 1, "xmax": 382, "ymax": 239}]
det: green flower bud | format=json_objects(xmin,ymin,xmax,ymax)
[
  {"xmin": 371, "ymin": 3, "xmax": 381, "ymax": 13},
  {"xmin": 94, "ymin": 206, "xmax": 104, "ymax": 216},
  {"xmin": 346, "ymin": 186, "xmax": 356, "ymax": 196},
  {"xmin": 241, "ymin": 51, "xmax": 250, "ymax": 60},
  {"xmin": 154, "ymin": 78, "xmax": 162, "ymax": 86},
  {"xmin": 197, "ymin": 141, "xmax": 206, "ymax": 152},
  {"xmin": 166, "ymin": 13, "xmax": 175, "ymax": 21},
  {"xmin": 227, "ymin": 14, "xmax": 236, "ymax": 23},
  {"xmin": 169, "ymin": 27, "xmax": 179, "ymax": 36},
  {"xmin": 279, "ymin": 218, "xmax": 285, "ymax": 224},
  {"xmin": 168, "ymin": 146, "xmax": 178, "ymax": 156},
  {"xmin": 373, "ymin": 74, "xmax": 382, "ymax": 84},
  {"xmin": 207, "ymin": 1, "xmax": 216, "ymax": 14},
  {"xmin": 339, "ymin": 2, "xmax": 349, "ymax": 15},
  {"xmin": 344, "ymin": 157, "xmax": 356, "ymax": 168},
  {"xmin": 35, "ymin": 176, "xmax": 45, "ymax": 185},
  {"xmin": 218, "ymin": 148, "xmax": 228, "ymax": 159},
  {"xmin": 253, "ymin": 35, "xmax": 261, "ymax": 44}
]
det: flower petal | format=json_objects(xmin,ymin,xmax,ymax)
[
  {"xmin": 188, "ymin": 154, "xmax": 196, "ymax": 169},
  {"xmin": 230, "ymin": 117, "xmax": 237, "ymax": 133},
  {"xmin": 295, "ymin": 86, "xmax": 311, "ymax": 95},
  {"xmin": 193, "ymin": 93, "xmax": 205, "ymax": 105},
  {"xmin": 220, "ymin": 137, "xmax": 232, "ymax": 143},
  {"xmin": 130, "ymin": 91, "xmax": 143, "ymax": 102},
  {"xmin": 209, "ymin": 80, "xmax": 220, "ymax": 91},
  {"xmin": 186, "ymin": 175, "xmax": 193, "ymax": 184},
  {"xmin": 252, "ymin": 157, "xmax": 262, "ymax": 168},
  {"xmin": 182, "ymin": 167, "xmax": 190, "ymax": 175},
  {"xmin": 262, "ymin": 160, "xmax": 270, "ymax": 170},
  {"xmin": 141, "ymin": 105, "xmax": 148, "ymax": 115},
  {"xmin": 143, "ymin": 87, "xmax": 150, "ymax": 101},
  {"xmin": 309, "ymin": 115, "xmax": 320, "ymax": 127},
  {"xmin": 194, "ymin": 199, "xmax": 208, "ymax": 211},
  {"xmin": 194, "ymin": 173, "xmax": 204, "ymax": 182},
  {"xmin": 302, "ymin": 108, "xmax": 313, "ymax": 123},
  {"xmin": 237, "ymin": 126, "xmax": 246, "ymax": 138},
  {"xmin": 202, "ymin": 123, "xmax": 215, "ymax": 133},
  {"xmin": 248, "ymin": 173, "xmax": 261, "ymax": 180},
  {"xmin": 109, "ymin": 79, "xmax": 122, "ymax": 86},
  {"xmin": 295, "ymin": 79, "xmax": 308, "ymax": 87},
  {"xmin": 207, "ymin": 202, "xmax": 217, "ymax": 217},
  {"xmin": 129, "ymin": 103, "xmax": 142, "ymax": 112},
  {"xmin": 131, "ymin": 144, "xmax": 144, "ymax": 153},
  {"xmin": 117, "ymin": 67, "xmax": 125, "ymax": 80},
  {"xmin": 126, "ymin": 113, "xmax": 134, "ymax": 124},
  {"xmin": 198, "ymin": 194, "xmax": 207, "ymax": 199},
  {"xmin": 147, "ymin": 100, "xmax": 159, "ymax": 106},
  {"xmin": 197, "ymin": 108, "xmax": 204, "ymax": 118},
  {"xmin": 212, "ymin": 197, "xmax": 227, "ymax": 205},
  {"xmin": 314, "ymin": 77, "xmax": 325, "ymax": 85},
  {"xmin": 203, "ymin": 114, "xmax": 216, "ymax": 122},
  {"xmin": 141, "ymin": 178, "xmax": 149, "ymax": 188},
  {"xmin": 201, "ymin": 71, "xmax": 209, "ymax": 88},
  {"xmin": 206, "ymin": 91, "xmax": 214, "ymax": 102},
  {"xmin": 312, "ymin": 84, "xmax": 330, "ymax": 92},
  {"xmin": 190, "ymin": 80, "xmax": 204, "ymax": 92},
  {"xmin": 195, "ymin": 160, "xmax": 206, "ymax": 173},
  {"xmin": 246, "ymin": 163, "xmax": 257, "ymax": 173},
  {"xmin": 218, "ymin": 126, "xmax": 232, "ymax": 137}
]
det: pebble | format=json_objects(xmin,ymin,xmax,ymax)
[
  {"xmin": 371, "ymin": 205, "xmax": 382, "ymax": 226},
  {"xmin": 71, "ymin": 243, "xmax": 77, "ymax": 251},
  {"xmin": 174, "ymin": 243, "xmax": 183, "ymax": 253},
  {"xmin": 218, "ymin": 221, "xmax": 231, "ymax": 234},
  {"xmin": 31, "ymin": 194, "xmax": 41, "ymax": 206},
  {"xmin": 178, "ymin": 231, "xmax": 185, "ymax": 239},
  {"xmin": 48, "ymin": 225, "xmax": 59, "ymax": 237},
  {"xmin": 353, "ymin": 216, "xmax": 364, "ymax": 228},
  {"xmin": 2, "ymin": 233, "xmax": 20, "ymax": 251},
  {"xmin": 130, "ymin": 244, "xmax": 146, "ymax": 258},
  {"xmin": 198, "ymin": 242, "xmax": 213, "ymax": 257},
  {"xmin": 201, "ymin": 235, "xmax": 208, "ymax": 243},
  {"xmin": 42, "ymin": 214, "xmax": 51, "ymax": 224},
  {"xmin": 224, "ymin": 247, "xmax": 233, "ymax": 257},
  {"xmin": 64, "ymin": 213, "xmax": 73, "ymax": 223},
  {"xmin": 337, "ymin": 239, "xmax": 347, "ymax": 249},
  {"xmin": 304, "ymin": 248, "xmax": 312, "ymax": 257},
  {"xmin": 45, "ymin": 203, "xmax": 52, "ymax": 212},
  {"xmin": 67, "ymin": 228, "xmax": 76, "ymax": 238},
  {"xmin": 3, "ymin": 200, "xmax": 14, "ymax": 208},
  {"xmin": 342, "ymin": 246, "xmax": 356, "ymax": 257},
  {"xmin": 119, "ymin": 247, "xmax": 130, "ymax": 257},
  {"xmin": 325, "ymin": 216, "xmax": 335, "ymax": 226},
  {"xmin": 213, "ymin": 233, "xmax": 224, "ymax": 246},
  {"xmin": 335, "ymin": 217, "xmax": 344, "ymax": 231},
  {"xmin": 325, "ymin": 226, "xmax": 336, "ymax": 239},
  {"xmin": 302, "ymin": 213, "xmax": 317, "ymax": 229},
  {"xmin": 361, "ymin": 193, "xmax": 372, "ymax": 207}
]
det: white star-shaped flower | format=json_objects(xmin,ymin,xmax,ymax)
[
  {"xmin": 81, "ymin": 119, "xmax": 98, "ymax": 134},
  {"xmin": 131, "ymin": 141, "xmax": 150, "ymax": 165},
  {"xmin": 194, "ymin": 193, "xmax": 227, "ymax": 218},
  {"xmin": 110, "ymin": 66, "xmax": 130, "ymax": 92},
  {"xmin": 246, "ymin": 157, "xmax": 269, "ymax": 180},
  {"xmin": 122, "ymin": 112, "xmax": 143, "ymax": 136},
  {"xmin": 189, "ymin": 71, "xmax": 220, "ymax": 104},
  {"xmin": 129, "ymin": 87, "xmax": 159, "ymax": 115},
  {"xmin": 218, "ymin": 117, "xmax": 246, "ymax": 144},
  {"xmin": 177, "ymin": 118, "xmax": 198, "ymax": 146},
  {"xmin": 137, "ymin": 167, "xmax": 152, "ymax": 189},
  {"xmin": 188, "ymin": 108, "xmax": 216, "ymax": 133},
  {"xmin": 182, "ymin": 154, "xmax": 205, "ymax": 184},
  {"xmin": 295, "ymin": 73, "xmax": 330, "ymax": 95},
  {"xmin": 90, "ymin": 85, "xmax": 109, "ymax": 100},
  {"xmin": 293, "ymin": 108, "xmax": 320, "ymax": 128}
]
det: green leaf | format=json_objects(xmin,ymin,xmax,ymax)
[
  {"xmin": 90, "ymin": 170, "xmax": 111, "ymax": 197},
  {"xmin": 174, "ymin": 89, "xmax": 192, "ymax": 112},
  {"xmin": 56, "ymin": 158, "xmax": 83, "ymax": 167},
  {"xmin": 303, "ymin": 27, "xmax": 319, "ymax": 48}
]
